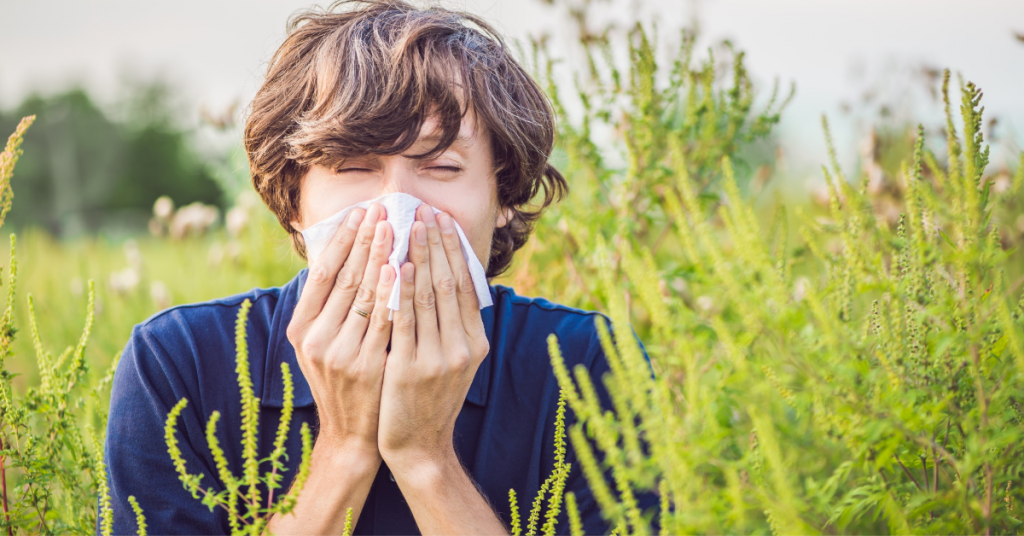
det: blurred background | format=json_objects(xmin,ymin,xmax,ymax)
[{"xmin": 1, "ymin": 0, "xmax": 1022, "ymax": 238}]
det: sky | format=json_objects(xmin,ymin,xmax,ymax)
[{"xmin": 1, "ymin": 0, "xmax": 1022, "ymax": 173}]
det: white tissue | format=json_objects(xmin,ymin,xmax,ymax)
[{"xmin": 300, "ymin": 192, "xmax": 493, "ymax": 317}]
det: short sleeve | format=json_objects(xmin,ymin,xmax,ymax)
[
  {"xmin": 558, "ymin": 316, "xmax": 661, "ymax": 535},
  {"xmin": 100, "ymin": 323, "xmax": 229, "ymax": 535}
]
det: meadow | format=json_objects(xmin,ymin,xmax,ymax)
[{"xmin": 1, "ymin": 13, "xmax": 1023, "ymax": 536}]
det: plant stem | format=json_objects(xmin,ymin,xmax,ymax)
[
  {"xmin": 267, "ymin": 465, "xmax": 279, "ymax": 512},
  {"xmin": 0, "ymin": 434, "xmax": 9, "ymax": 536},
  {"xmin": 920, "ymin": 455, "xmax": 929, "ymax": 492},
  {"xmin": 894, "ymin": 455, "xmax": 922, "ymax": 491}
]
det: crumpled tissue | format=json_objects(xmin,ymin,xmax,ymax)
[{"xmin": 300, "ymin": 192, "xmax": 493, "ymax": 317}]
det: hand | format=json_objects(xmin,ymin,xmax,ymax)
[
  {"xmin": 377, "ymin": 205, "xmax": 490, "ymax": 472},
  {"xmin": 286, "ymin": 203, "xmax": 395, "ymax": 462}
]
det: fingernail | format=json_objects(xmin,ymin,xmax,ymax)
[
  {"xmin": 415, "ymin": 224, "xmax": 426, "ymax": 245},
  {"xmin": 438, "ymin": 212, "xmax": 454, "ymax": 234},
  {"xmin": 374, "ymin": 221, "xmax": 387, "ymax": 244},
  {"xmin": 423, "ymin": 208, "xmax": 437, "ymax": 228},
  {"xmin": 403, "ymin": 263, "xmax": 415, "ymax": 282},
  {"xmin": 346, "ymin": 209, "xmax": 364, "ymax": 229},
  {"xmin": 366, "ymin": 204, "xmax": 380, "ymax": 221}
]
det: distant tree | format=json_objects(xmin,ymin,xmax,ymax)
[{"xmin": 0, "ymin": 81, "xmax": 223, "ymax": 237}]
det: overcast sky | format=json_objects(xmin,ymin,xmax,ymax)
[{"xmin": 2, "ymin": 0, "xmax": 1022, "ymax": 171}]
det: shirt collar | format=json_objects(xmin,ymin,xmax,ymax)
[{"xmin": 261, "ymin": 268, "xmax": 494, "ymax": 409}]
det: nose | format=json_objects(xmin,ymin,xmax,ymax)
[{"xmin": 377, "ymin": 157, "xmax": 429, "ymax": 202}]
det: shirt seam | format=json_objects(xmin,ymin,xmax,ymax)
[{"xmin": 493, "ymin": 285, "xmax": 608, "ymax": 320}]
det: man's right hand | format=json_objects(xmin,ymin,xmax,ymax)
[
  {"xmin": 271, "ymin": 203, "xmax": 394, "ymax": 533},
  {"xmin": 286, "ymin": 202, "xmax": 395, "ymax": 459}
]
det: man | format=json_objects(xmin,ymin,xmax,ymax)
[{"xmin": 103, "ymin": 1, "xmax": 659, "ymax": 533}]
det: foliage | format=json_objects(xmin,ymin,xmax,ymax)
[
  {"xmin": 537, "ymin": 49, "xmax": 1024, "ymax": 533},
  {"xmin": 0, "ymin": 116, "xmax": 119, "ymax": 534},
  {"xmin": 507, "ymin": 390, "xmax": 572, "ymax": 536},
  {"xmin": 162, "ymin": 299, "xmax": 321, "ymax": 535},
  {"xmin": 506, "ymin": 13, "xmax": 791, "ymax": 308}
]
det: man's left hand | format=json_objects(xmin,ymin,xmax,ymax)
[{"xmin": 377, "ymin": 204, "xmax": 490, "ymax": 475}]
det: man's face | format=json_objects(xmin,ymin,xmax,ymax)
[{"xmin": 290, "ymin": 109, "xmax": 511, "ymax": 271}]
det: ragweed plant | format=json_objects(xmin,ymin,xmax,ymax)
[
  {"xmin": 545, "ymin": 68, "xmax": 1024, "ymax": 534},
  {"xmin": 507, "ymin": 389, "xmax": 573, "ymax": 536},
  {"xmin": 162, "ymin": 298, "xmax": 326, "ymax": 536},
  {"xmin": 507, "ymin": 15, "xmax": 791, "ymax": 309},
  {"xmin": 0, "ymin": 116, "xmax": 122, "ymax": 535}
]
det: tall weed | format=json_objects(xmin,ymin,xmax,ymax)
[{"xmin": 542, "ymin": 53, "xmax": 1024, "ymax": 533}]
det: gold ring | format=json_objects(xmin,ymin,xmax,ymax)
[{"xmin": 351, "ymin": 306, "xmax": 370, "ymax": 318}]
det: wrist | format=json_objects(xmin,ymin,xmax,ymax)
[
  {"xmin": 386, "ymin": 446, "xmax": 460, "ymax": 490},
  {"xmin": 312, "ymin": 437, "xmax": 382, "ymax": 477}
]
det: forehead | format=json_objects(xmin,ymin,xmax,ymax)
[{"xmin": 415, "ymin": 107, "xmax": 483, "ymax": 150}]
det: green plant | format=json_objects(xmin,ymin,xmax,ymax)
[
  {"xmin": 162, "ymin": 298, "xmax": 320, "ymax": 536},
  {"xmin": 0, "ymin": 116, "xmax": 123, "ymax": 534},
  {"xmin": 507, "ymin": 390, "xmax": 573, "ymax": 536},
  {"xmin": 505, "ymin": 16, "xmax": 791, "ymax": 310},
  {"xmin": 545, "ymin": 65, "xmax": 1024, "ymax": 534}
]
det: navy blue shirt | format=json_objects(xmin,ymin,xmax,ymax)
[{"xmin": 103, "ymin": 268, "xmax": 659, "ymax": 534}]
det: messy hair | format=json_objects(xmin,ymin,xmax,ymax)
[{"xmin": 244, "ymin": 0, "xmax": 566, "ymax": 278}]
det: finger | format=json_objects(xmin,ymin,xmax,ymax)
[
  {"xmin": 390, "ymin": 262, "xmax": 417, "ymax": 360},
  {"xmin": 408, "ymin": 221, "xmax": 440, "ymax": 349},
  {"xmin": 436, "ymin": 211, "xmax": 484, "ymax": 334},
  {"xmin": 357, "ymin": 263, "xmax": 396, "ymax": 357},
  {"xmin": 419, "ymin": 206, "xmax": 462, "ymax": 340},
  {"xmin": 337, "ymin": 220, "xmax": 392, "ymax": 337},
  {"xmin": 318, "ymin": 203, "xmax": 385, "ymax": 329},
  {"xmin": 291, "ymin": 208, "xmax": 364, "ymax": 329}
]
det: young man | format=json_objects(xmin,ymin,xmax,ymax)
[{"xmin": 103, "ymin": 1, "xmax": 659, "ymax": 534}]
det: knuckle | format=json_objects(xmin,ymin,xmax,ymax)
[
  {"xmin": 369, "ymin": 313, "xmax": 390, "ymax": 333},
  {"xmin": 285, "ymin": 322, "xmax": 303, "ymax": 344},
  {"xmin": 309, "ymin": 264, "xmax": 330, "ymax": 283},
  {"xmin": 474, "ymin": 339, "xmax": 490, "ymax": 359},
  {"xmin": 444, "ymin": 239, "xmax": 462, "ymax": 256},
  {"xmin": 396, "ymin": 313, "xmax": 416, "ymax": 330},
  {"xmin": 449, "ymin": 349, "xmax": 471, "ymax": 369},
  {"xmin": 414, "ymin": 290, "xmax": 436, "ymax": 310},
  {"xmin": 356, "ymin": 227, "xmax": 375, "ymax": 247},
  {"xmin": 299, "ymin": 338, "xmax": 323, "ymax": 360},
  {"xmin": 335, "ymin": 269, "xmax": 360, "ymax": 293},
  {"xmin": 326, "ymin": 356, "xmax": 350, "ymax": 374},
  {"xmin": 355, "ymin": 283, "xmax": 375, "ymax": 305},
  {"xmin": 332, "ymin": 227, "xmax": 355, "ymax": 246},
  {"xmin": 436, "ymin": 275, "xmax": 458, "ymax": 297},
  {"xmin": 457, "ymin": 272, "xmax": 476, "ymax": 294},
  {"xmin": 377, "ymin": 278, "xmax": 395, "ymax": 301},
  {"xmin": 372, "ymin": 243, "xmax": 390, "ymax": 261}
]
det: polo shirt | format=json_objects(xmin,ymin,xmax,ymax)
[{"xmin": 102, "ymin": 268, "xmax": 660, "ymax": 534}]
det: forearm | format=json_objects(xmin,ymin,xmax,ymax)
[
  {"xmin": 267, "ymin": 442, "xmax": 381, "ymax": 534},
  {"xmin": 392, "ymin": 450, "xmax": 508, "ymax": 536}
]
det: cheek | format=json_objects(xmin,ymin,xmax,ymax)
[
  {"xmin": 297, "ymin": 175, "xmax": 380, "ymax": 230},
  {"xmin": 442, "ymin": 205, "xmax": 497, "ymax": 268}
]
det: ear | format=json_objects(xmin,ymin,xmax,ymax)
[
  {"xmin": 495, "ymin": 206, "xmax": 514, "ymax": 229},
  {"xmin": 289, "ymin": 218, "xmax": 304, "ymax": 233}
]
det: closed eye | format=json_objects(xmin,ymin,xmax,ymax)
[{"xmin": 429, "ymin": 166, "xmax": 462, "ymax": 172}]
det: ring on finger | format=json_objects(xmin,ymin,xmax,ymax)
[{"xmin": 351, "ymin": 306, "xmax": 370, "ymax": 318}]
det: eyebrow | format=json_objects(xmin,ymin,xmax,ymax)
[{"xmin": 416, "ymin": 133, "xmax": 473, "ymax": 144}]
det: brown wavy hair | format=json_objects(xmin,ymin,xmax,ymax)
[{"xmin": 244, "ymin": 0, "xmax": 566, "ymax": 278}]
